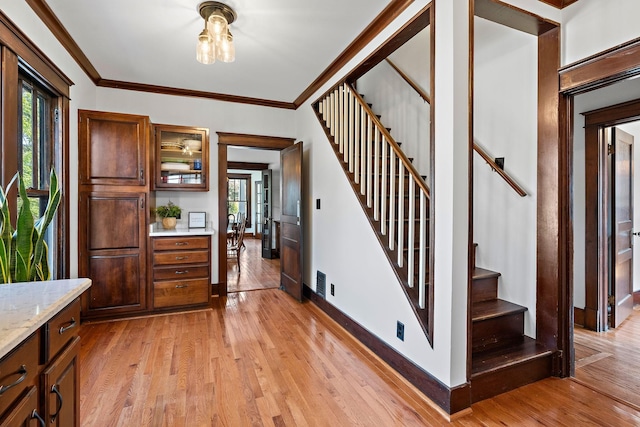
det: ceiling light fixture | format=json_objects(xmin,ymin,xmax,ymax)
[{"xmin": 197, "ymin": 1, "xmax": 236, "ymax": 64}]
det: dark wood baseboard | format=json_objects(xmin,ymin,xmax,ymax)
[
  {"xmin": 574, "ymin": 307, "xmax": 585, "ymax": 326},
  {"xmin": 303, "ymin": 284, "xmax": 470, "ymax": 414},
  {"xmin": 212, "ymin": 282, "xmax": 220, "ymax": 296},
  {"xmin": 634, "ymin": 291, "xmax": 640, "ymax": 306}
]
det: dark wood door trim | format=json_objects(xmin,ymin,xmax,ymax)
[
  {"xmin": 559, "ymin": 35, "xmax": 640, "ymax": 376},
  {"xmin": 559, "ymin": 37, "xmax": 640, "ymax": 94},
  {"xmin": 582, "ymin": 102, "xmax": 640, "ymax": 332},
  {"xmin": 217, "ymin": 133, "xmax": 295, "ymax": 296}
]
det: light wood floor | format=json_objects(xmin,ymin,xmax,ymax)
[
  {"xmin": 227, "ymin": 237, "xmax": 280, "ymax": 293},
  {"xmin": 79, "ymin": 289, "xmax": 640, "ymax": 426},
  {"xmin": 574, "ymin": 307, "xmax": 640, "ymax": 411}
]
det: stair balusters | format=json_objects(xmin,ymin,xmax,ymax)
[{"xmin": 316, "ymin": 82, "xmax": 430, "ymax": 313}]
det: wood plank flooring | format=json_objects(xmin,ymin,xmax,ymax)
[
  {"xmin": 79, "ymin": 289, "xmax": 640, "ymax": 426},
  {"xmin": 227, "ymin": 237, "xmax": 280, "ymax": 293},
  {"xmin": 574, "ymin": 307, "xmax": 640, "ymax": 411}
]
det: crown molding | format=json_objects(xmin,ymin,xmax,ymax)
[{"xmin": 27, "ymin": 0, "xmax": 415, "ymax": 110}]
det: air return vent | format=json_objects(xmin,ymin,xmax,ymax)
[{"xmin": 316, "ymin": 271, "xmax": 326, "ymax": 298}]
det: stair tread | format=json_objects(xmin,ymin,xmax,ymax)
[
  {"xmin": 472, "ymin": 267, "xmax": 501, "ymax": 280},
  {"xmin": 471, "ymin": 337, "xmax": 552, "ymax": 376},
  {"xmin": 472, "ymin": 299, "xmax": 527, "ymax": 322}
]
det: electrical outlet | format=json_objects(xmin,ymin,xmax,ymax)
[
  {"xmin": 396, "ymin": 321, "xmax": 405, "ymax": 341},
  {"xmin": 330, "ymin": 283, "xmax": 335, "ymax": 296}
]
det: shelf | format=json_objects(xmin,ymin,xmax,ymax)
[{"xmin": 160, "ymin": 169, "xmax": 203, "ymax": 174}]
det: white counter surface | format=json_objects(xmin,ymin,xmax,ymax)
[
  {"xmin": 149, "ymin": 224, "xmax": 216, "ymax": 237},
  {"xmin": 0, "ymin": 278, "xmax": 92, "ymax": 359}
]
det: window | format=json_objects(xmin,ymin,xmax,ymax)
[
  {"xmin": 227, "ymin": 174, "xmax": 252, "ymax": 227},
  {"xmin": 17, "ymin": 73, "xmax": 59, "ymax": 277},
  {"xmin": 0, "ymin": 13, "xmax": 71, "ymax": 279}
]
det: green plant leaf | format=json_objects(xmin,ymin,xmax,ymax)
[
  {"xmin": 14, "ymin": 173, "xmax": 35, "ymax": 282},
  {"xmin": 0, "ymin": 174, "xmax": 17, "ymax": 283}
]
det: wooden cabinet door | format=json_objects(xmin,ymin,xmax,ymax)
[
  {"xmin": 0, "ymin": 386, "xmax": 43, "ymax": 427},
  {"xmin": 42, "ymin": 337, "xmax": 80, "ymax": 427},
  {"xmin": 79, "ymin": 192, "xmax": 147, "ymax": 317},
  {"xmin": 79, "ymin": 110, "xmax": 149, "ymax": 186}
]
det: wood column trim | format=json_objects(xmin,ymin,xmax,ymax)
[
  {"xmin": 1, "ymin": 46, "xmax": 19, "ymax": 223},
  {"xmin": 536, "ymin": 27, "xmax": 565, "ymax": 364},
  {"xmin": 217, "ymin": 144, "xmax": 228, "ymax": 296}
]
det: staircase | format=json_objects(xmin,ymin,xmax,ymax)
[
  {"xmin": 313, "ymin": 80, "xmax": 553, "ymax": 402},
  {"xmin": 470, "ymin": 244, "xmax": 553, "ymax": 402},
  {"xmin": 313, "ymin": 81, "xmax": 432, "ymax": 340}
]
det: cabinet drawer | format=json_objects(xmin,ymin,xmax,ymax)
[
  {"xmin": 153, "ymin": 236, "xmax": 209, "ymax": 251},
  {"xmin": 0, "ymin": 333, "xmax": 39, "ymax": 419},
  {"xmin": 154, "ymin": 265, "xmax": 209, "ymax": 281},
  {"xmin": 153, "ymin": 250, "xmax": 209, "ymax": 266},
  {"xmin": 153, "ymin": 279, "xmax": 209, "ymax": 308},
  {"xmin": 45, "ymin": 298, "xmax": 80, "ymax": 363}
]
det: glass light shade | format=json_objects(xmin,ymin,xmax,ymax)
[
  {"xmin": 217, "ymin": 31, "xmax": 235, "ymax": 63},
  {"xmin": 207, "ymin": 11, "xmax": 228, "ymax": 39},
  {"xmin": 196, "ymin": 29, "xmax": 215, "ymax": 64}
]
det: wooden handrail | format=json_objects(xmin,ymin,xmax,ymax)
[
  {"xmin": 473, "ymin": 142, "xmax": 527, "ymax": 197},
  {"xmin": 385, "ymin": 59, "xmax": 431, "ymax": 104},
  {"xmin": 346, "ymin": 82, "xmax": 430, "ymax": 197}
]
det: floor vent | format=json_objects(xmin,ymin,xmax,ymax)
[{"xmin": 317, "ymin": 271, "xmax": 327, "ymax": 298}]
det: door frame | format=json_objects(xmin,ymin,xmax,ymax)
[
  {"xmin": 582, "ymin": 101, "xmax": 640, "ymax": 331},
  {"xmin": 216, "ymin": 132, "xmax": 295, "ymax": 296},
  {"xmin": 559, "ymin": 36, "xmax": 640, "ymax": 376}
]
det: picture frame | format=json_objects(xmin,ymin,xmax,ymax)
[{"xmin": 188, "ymin": 211, "xmax": 206, "ymax": 229}]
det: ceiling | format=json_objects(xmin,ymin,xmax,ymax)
[{"xmin": 43, "ymin": 0, "xmax": 391, "ymax": 106}]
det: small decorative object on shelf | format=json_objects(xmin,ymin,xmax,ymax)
[
  {"xmin": 188, "ymin": 211, "xmax": 206, "ymax": 229},
  {"xmin": 155, "ymin": 201, "xmax": 182, "ymax": 230}
]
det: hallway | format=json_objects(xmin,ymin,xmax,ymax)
[
  {"xmin": 227, "ymin": 237, "xmax": 280, "ymax": 293},
  {"xmin": 574, "ymin": 307, "xmax": 640, "ymax": 410}
]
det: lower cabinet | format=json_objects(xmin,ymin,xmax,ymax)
[
  {"xmin": 152, "ymin": 235, "xmax": 211, "ymax": 310},
  {"xmin": 0, "ymin": 299, "xmax": 80, "ymax": 426}
]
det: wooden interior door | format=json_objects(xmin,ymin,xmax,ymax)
[
  {"xmin": 280, "ymin": 142, "xmax": 303, "ymax": 301},
  {"xmin": 610, "ymin": 127, "xmax": 634, "ymax": 328},
  {"xmin": 261, "ymin": 169, "xmax": 273, "ymax": 258}
]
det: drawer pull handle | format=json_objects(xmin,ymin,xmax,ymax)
[
  {"xmin": 175, "ymin": 284, "xmax": 188, "ymax": 289},
  {"xmin": 175, "ymin": 270, "xmax": 189, "ymax": 275},
  {"xmin": 0, "ymin": 365, "xmax": 27, "ymax": 395},
  {"xmin": 31, "ymin": 410, "xmax": 45, "ymax": 427},
  {"xmin": 175, "ymin": 256, "xmax": 189, "ymax": 260},
  {"xmin": 175, "ymin": 242, "xmax": 189, "ymax": 246},
  {"xmin": 50, "ymin": 385, "xmax": 64, "ymax": 422},
  {"xmin": 59, "ymin": 317, "xmax": 77, "ymax": 334}
]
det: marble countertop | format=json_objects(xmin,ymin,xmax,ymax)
[
  {"xmin": 0, "ymin": 278, "xmax": 92, "ymax": 360},
  {"xmin": 149, "ymin": 224, "xmax": 216, "ymax": 237}
]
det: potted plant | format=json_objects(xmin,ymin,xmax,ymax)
[
  {"xmin": 156, "ymin": 201, "xmax": 182, "ymax": 230},
  {"xmin": 0, "ymin": 169, "xmax": 61, "ymax": 283}
]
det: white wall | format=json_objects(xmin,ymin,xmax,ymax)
[
  {"xmin": 562, "ymin": 0, "xmax": 640, "ymax": 66},
  {"xmin": 473, "ymin": 17, "xmax": 538, "ymax": 337}
]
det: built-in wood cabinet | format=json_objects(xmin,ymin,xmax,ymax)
[
  {"xmin": 151, "ymin": 236, "xmax": 211, "ymax": 310},
  {"xmin": 78, "ymin": 110, "xmax": 152, "ymax": 320},
  {"xmin": 0, "ymin": 298, "xmax": 81, "ymax": 427},
  {"xmin": 153, "ymin": 124, "xmax": 209, "ymax": 191},
  {"xmin": 79, "ymin": 110, "xmax": 148, "ymax": 187}
]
